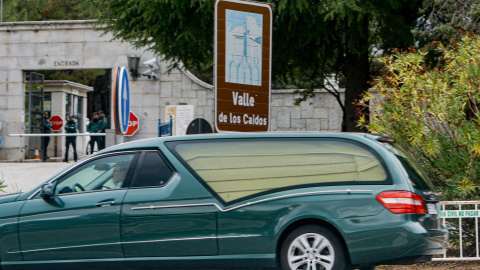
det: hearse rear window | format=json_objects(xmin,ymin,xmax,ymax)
[{"xmin": 170, "ymin": 139, "xmax": 388, "ymax": 202}]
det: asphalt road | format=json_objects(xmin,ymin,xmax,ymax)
[{"xmin": 0, "ymin": 162, "xmax": 72, "ymax": 193}]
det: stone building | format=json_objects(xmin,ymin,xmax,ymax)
[{"xmin": 0, "ymin": 20, "xmax": 344, "ymax": 161}]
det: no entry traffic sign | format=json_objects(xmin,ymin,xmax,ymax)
[{"xmin": 49, "ymin": 115, "xmax": 64, "ymax": 131}]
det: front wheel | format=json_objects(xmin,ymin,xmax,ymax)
[{"xmin": 280, "ymin": 225, "xmax": 346, "ymax": 270}]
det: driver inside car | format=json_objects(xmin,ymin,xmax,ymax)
[{"xmin": 112, "ymin": 162, "xmax": 128, "ymax": 188}]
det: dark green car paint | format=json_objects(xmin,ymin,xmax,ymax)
[
  {"xmin": 0, "ymin": 196, "xmax": 23, "ymax": 262},
  {"xmin": 0, "ymin": 132, "xmax": 447, "ymax": 269},
  {"xmin": 18, "ymin": 189, "xmax": 127, "ymax": 261},
  {"xmin": 121, "ymin": 175, "xmax": 219, "ymax": 257}
]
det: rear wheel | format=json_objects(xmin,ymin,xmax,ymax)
[{"xmin": 280, "ymin": 225, "xmax": 346, "ymax": 270}]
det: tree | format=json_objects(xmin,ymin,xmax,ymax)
[
  {"xmin": 2, "ymin": 0, "xmax": 100, "ymax": 22},
  {"xmin": 411, "ymin": 0, "xmax": 480, "ymax": 69},
  {"xmin": 94, "ymin": 0, "xmax": 422, "ymax": 131},
  {"xmin": 358, "ymin": 34, "xmax": 480, "ymax": 200},
  {"xmin": 415, "ymin": 0, "xmax": 480, "ymax": 46}
]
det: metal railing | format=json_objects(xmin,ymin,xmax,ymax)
[
  {"xmin": 158, "ymin": 116, "xmax": 173, "ymax": 137},
  {"xmin": 434, "ymin": 201, "xmax": 480, "ymax": 261}
]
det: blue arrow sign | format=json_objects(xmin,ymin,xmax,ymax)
[{"xmin": 117, "ymin": 67, "xmax": 130, "ymax": 135}]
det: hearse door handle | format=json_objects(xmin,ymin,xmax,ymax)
[{"xmin": 95, "ymin": 200, "xmax": 116, "ymax": 207}]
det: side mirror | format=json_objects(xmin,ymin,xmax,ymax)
[{"xmin": 40, "ymin": 183, "xmax": 55, "ymax": 198}]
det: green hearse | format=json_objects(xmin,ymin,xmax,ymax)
[{"xmin": 0, "ymin": 132, "xmax": 447, "ymax": 270}]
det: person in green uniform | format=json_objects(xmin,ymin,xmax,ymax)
[
  {"xmin": 64, "ymin": 115, "xmax": 78, "ymax": 163},
  {"xmin": 43, "ymin": 112, "xmax": 53, "ymax": 160},
  {"xmin": 97, "ymin": 110, "xmax": 108, "ymax": 150},
  {"xmin": 87, "ymin": 112, "xmax": 100, "ymax": 154}
]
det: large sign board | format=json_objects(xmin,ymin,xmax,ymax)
[{"xmin": 215, "ymin": 0, "xmax": 272, "ymax": 132}]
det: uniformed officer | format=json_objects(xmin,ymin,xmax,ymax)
[
  {"xmin": 43, "ymin": 112, "xmax": 53, "ymax": 160},
  {"xmin": 64, "ymin": 115, "xmax": 78, "ymax": 163},
  {"xmin": 87, "ymin": 112, "xmax": 100, "ymax": 154},
  {"xmin": 97, "ymin": 110, "xmax": 108, "ymax": 150}
]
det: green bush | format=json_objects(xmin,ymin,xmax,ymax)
[
  {"xmin": 359, "ymin": 34, "xmax": 480, "ymax": 200},
  {"xmin": 0, "ymin": 173, "xmax": 6, "ymax": 193}
]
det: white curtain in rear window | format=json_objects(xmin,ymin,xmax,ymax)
[{"xmin": 175, "ymin": 140, "xmax": 387, "ymax": 202}]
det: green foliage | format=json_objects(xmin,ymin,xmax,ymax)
[
  {"xmin": 413, "ymin": 0, "xmax": 480, "ymax": 69},
  {"xmin": 2, "ymin": 0, "xmax": 101, "ymax": 22},
  {"xmin": 359, "ymin": 34, "xmax": 480, "ymax": 200},
  {"xmin": 415, "ymin": 0, "xmax": 480, "ymax": 46},
  {"xmin": 94, "ymin": 0, "xmax": 214, "ymax": 76},
  {"xmin": 0, "ymin": 172, "xmax": 7, "ymax": 193}
]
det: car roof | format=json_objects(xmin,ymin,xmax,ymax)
[{"xmin": 96, "ymin": 132, "xmax": 383, "ymax": 155}]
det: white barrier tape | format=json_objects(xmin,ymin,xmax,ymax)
[{"xmin": 9, "ymin": 133, "xmax": 105, "ymax": 137}]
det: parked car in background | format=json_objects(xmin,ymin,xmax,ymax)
[{"xmin": 0, "ymin": 132, "xmax": 447, "ymax": 270}]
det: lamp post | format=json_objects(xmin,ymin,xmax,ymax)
[{"xmin": 127, "ymin": 55, "xmax": 141, "ymax": 80}]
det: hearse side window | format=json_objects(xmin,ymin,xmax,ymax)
[
  {"xmin": 54, "ymin": 153, "xmax": 136, "ymax": 194},
  {"xmin": 171, "ymin": 139, "xmax": 388, "ymax": 203},
  {"xmin": 131, "ymin": 151, "xmax": 174, "ymax": 188}
]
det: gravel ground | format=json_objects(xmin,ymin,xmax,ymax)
[{"xmin": 377, "ymin": 261, "xmax": 480, "ymax": 269}]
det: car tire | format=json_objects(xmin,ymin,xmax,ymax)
[{"xmin": 280, "ymin": 225, "xmax": 346, "ymax": 270}]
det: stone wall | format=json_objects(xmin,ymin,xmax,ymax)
[
  {"xmin": 139, "ymin": 76, "xmax": 344, "ymax": 138},
  {"xmin": 270, "ymin": 90, "xmax": 344, "ymax": 132}
]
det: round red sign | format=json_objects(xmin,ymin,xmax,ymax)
[{"xmin": 49, "ymin": 115, "xmax": 64, "ymax": 131}]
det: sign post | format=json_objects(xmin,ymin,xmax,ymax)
[
  {"xmin": 215, "ymin": 0, "xmax": 272, "ymax": 132},
  {"xmin": 49, "ymin": 115, "xmax": 63, "ymax": 157}
]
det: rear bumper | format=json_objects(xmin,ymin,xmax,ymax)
[
  {"xmin": 413, "ymin": 229, "xmax": 449, "ymax": 256},
  {"xmin": 377, "ymin": 229, "xmax": 449, "ymax": 265},
  {"xmin": 342, "ymin": 216, "xmax": 448, "ymax": 265}
]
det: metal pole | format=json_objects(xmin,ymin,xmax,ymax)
[
  {"xmin": 1, "ymin": 0, "xmax": 3, "ymax": 23},
  {"xmin": 158, "ymin": 118, "xmax": 162, "ymax": 137},
  {"xmin": 28, "ymin": 74, "xmax": 32, "ymax": 134},
  {"xmin": 54, "ymin": 135, "xmax": 58, "ymax": 157}
]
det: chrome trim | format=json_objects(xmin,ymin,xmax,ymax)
[
  {"xmin": 8, "ymin": 241, "xmax": 121, "ymax": 254},
  {"xmin": 123, "ymin": 234, "xmax": 261, "ymax": 245},
  {"xmin": 8, "ymin": 235, "xmax": 261, "ymax": 254},
  {"xmin": 131, "ymin": 189, "xmax": 372, "ymax": 212},
  {"xmin": 27, "ymin": 150, "xmax": 145, "ymax": 200}
]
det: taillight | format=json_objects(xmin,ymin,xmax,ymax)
[{"xmin": 376, "ymin": 191, "xmax": 427, "ymax": 214}]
